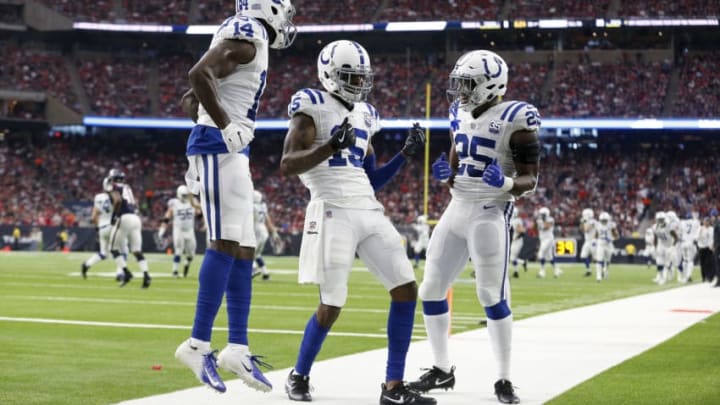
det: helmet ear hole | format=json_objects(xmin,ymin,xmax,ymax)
[{"xmin": 271, "ymin": 6, "xmax": 278, "ymax": 15}]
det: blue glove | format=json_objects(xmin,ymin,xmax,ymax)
[
  {"xmin": 483, "ymin": 158, "xmax": 506, "ymax": 188},
  {"xmin": 432, "ymin": 152, "xmax": 451, "ymax": 181}
]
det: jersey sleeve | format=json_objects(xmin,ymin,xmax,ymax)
[
  {"xmin": 504, "ymin": 102, "xmax": 541, "ymax": 132},
  {"xmin": 364, "ymin": 102, "xmax": 382, "ymax": 136},
  {"xmin": 287, "ymin": 88, "xmax": 327, "ymax": 120},
  {"xmin": 216, "ymin": 16, "xmax": 268, "ymax": 44}
]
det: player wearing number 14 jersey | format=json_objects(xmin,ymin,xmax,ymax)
[{"xmin": 409, "ymin": 50, "xmax": 541, "ymax": 404}]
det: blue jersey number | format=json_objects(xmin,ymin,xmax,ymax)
[
  {"xmin": 247, "ymin": 70, "xmax": 267, "ymax": 121},
  {"xmin": 454, "ymin": 132, "xmax": 494, "ymax": 177},
  {"xmin": 328, "ymin": 128, "xmax": 366, "ymax": 167},
  {"xmin": 234, "ymin": 21, "xmax": 254, "ymax": 38}
]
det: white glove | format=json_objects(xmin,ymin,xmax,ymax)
[
  {"xmin": 157, "ymin": 227, "xmax": 165, "ymax": 239},
  {"xmin": 221, "ymin": 122, "xmax": 254, "ymax": 153}
]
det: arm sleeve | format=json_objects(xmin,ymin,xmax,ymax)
[{"xmin": 363, "ymin": 153, "xmax": 406, "ymax": 192}]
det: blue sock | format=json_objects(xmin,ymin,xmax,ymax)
[
  {"xmin": 584, "ymin": 257, "xmax": 590, "ymax": 269},
  {"xmin": 414, "ymin": 253, "xmax": 419, "ymax": 265},
  {"xmin": 294, "ymin": 314, "xmax": 330, "ymax": 376},
  {"xmin": 173, "ymin": 255, "xmax": 181, "ymax": 264},
  {"xmin": 540, "ymin": 259, "xmax": 546, "ymax": 267},
  {"xmin": 386, "ymin": 300, "xmax": 416, "ymax": 382},
  {"xmin": 255, "ymin": 257, "xmax": 265, "ymax": 268},
  {"xmin": 192, "ymin": 249, "xmax": 233, "ymax": 342},
  {"xmin": 226, "ymin": 258, "xmax": 253, "ymax": 345}
]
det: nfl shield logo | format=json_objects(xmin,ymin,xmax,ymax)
[{"xmin": 364, "ymin": 113, "xmax": 373, "ymax": 128}]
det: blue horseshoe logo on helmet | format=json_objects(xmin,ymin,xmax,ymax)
[
  {"xmin": 483, "ymin": 57, "xmax": 503, "ymax": 78},
  {"xmin": 320, "ymin": 51, "xmax": 330, "ymax": 65}
]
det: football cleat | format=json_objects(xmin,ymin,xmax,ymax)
[
  {"xmin": 380, "ymin": 382, "xmax": 437, "ymax": 405},
  {"xmin": 172, "ymin": 270, "xmax": 179, "ymax": 278},
  {"xmin": 408, "ymin": 366, "xmax": 455, "ymax": 393},
  {"xmin": 217, "ymin": 346, "xmax": 273, "ymax": 392},
  {"xmin": 81, "ymin": 263, "xmax": 89, "ymax": 279},
  {"xmin": 142, "ymin": 273, "xmax": 151, "ymax": 289},
  {"xmin": 183, "ymin": 264, "xmax": 190, "ymax": 278},
  {"xmin": 494, "ymin": 379, "xmax": 520, "ymax": 404},
  {"xmin": 262, "ymin": 273, "xmax": 270, "ymax": 281},
  {"xmin": 285, "ymin": 370, "xmax": 312, "ymax": 401},
  {"xmin": 174, "ymin": 339, "xmax": 226, "ymax": 393},
  {"xmin": 119, "ymin": 268, "xmax": 133, "ymax": 287}
]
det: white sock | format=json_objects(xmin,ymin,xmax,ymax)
[
  {"xmin": 423, "ymin": 313, "xmax": 452, "ymax": 372},
  {"xmin": 172, "ymin": 262, "xmax": 178, "ymax": 272},
  {"xmin": 114, "ymin": 254, "xmax": 127, "ymax": 271},
  {"xmin": 85, "ymin": 254, "xmax": 103, "ymax": 267},
  {"xmin": 487, "ymin": 315, "xmax": 513, "ymax": 380},
  {"xmin": 138, "ymin": 259, "xmax": 149, "ymax": 273}
]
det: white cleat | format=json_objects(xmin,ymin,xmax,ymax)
[
  {"xmin": 175, "ymin": 338, "xmax": 226, "ymax": 393},
  {"xmin": 537, "ymin": 269, "xmax": 546, "ymax": 279},
  {"xmin": 553, "ymin": 268, "xmax": 563, "ymax": 278},
  {"xmin": 217, "ymin": 346, "xmax": 273, "ymax": 392}
]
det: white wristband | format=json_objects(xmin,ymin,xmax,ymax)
[{"xmin": 500, "ymin": 176, "xmax": 514, "ymax": 192}]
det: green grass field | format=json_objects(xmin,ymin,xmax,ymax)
[{"xmin": 0, "ymin": 252, "xmax": 715, "ymax": 404}]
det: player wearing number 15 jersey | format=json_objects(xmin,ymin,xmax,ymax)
[
  {"xmin": 280, "ymin": 40, "xmax": 434, "ymax": 405},
  {"xmin": 409, "ymin": 50, "xmax": 541, "ymax": 405}
]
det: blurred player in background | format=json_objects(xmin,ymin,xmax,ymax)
[
  {"xmin": 174, "ymin": 0, "xmax": 297, "ymax": 394},
  {"xmin": 412, "ymin": 214, "xmax": 431, "ymax": 269},
  {"xmin": 158, "ymin": 185, "xmax": 201, "ymax": 278},
  {"xmin": 678, "ymin": 211, "xmax": 700, "ymax": 283},
  {"xmin": 106, "ymin": 169, "xmax": 151, "ymax": 288},
  {"xmin": 578, "ymin": 208, "xmax": 596, "ymax": 277},
  {"xmin": 594, "ymin": 211, "xmax": 618, "ymax": 282},
  {"xmin": 409, "ymin": 49, "xmax": 540, "ymax": 404},
  {"xmin": 536, "ymin": 206, "xmax": 562, "ymax": 278},
  {"xmin": 652, "ymin": 211, "xmax": 679, "ymax": 285},
  {"xmin": 252, "ymin": 190, "xmax": 279, "ymax": 280},
  {"xmin": 697, "ymin": 216, "xmax": 715, "ymax": 282},
  {"xmin": 509, "ymin": 210, "xmax": 527, "ymax": 278},
  {"xmin": 665, "ymin": 210, "xmax": 682, "ymax": 281},
  {"xmin": 642, "ymin": 225, "xmax": 655, "ymax": 269},
  {"xmin": 280, "ymin": 40, "xmax": 433, "ymax": 405},
  {"xmin": 81, "ymin": 176, "xmax": 118, "ymax": 278}
]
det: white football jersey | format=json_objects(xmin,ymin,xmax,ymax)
[
  {"xmin": 413, "ymin": 222, "xmax": 430, "ymax": 243},
  {"xmin": 288, "ymin": 88, "xmax": 383, "ymax": 210},
  {"xmin": 595, "ymin": 220, "xmax": 616, "ymax": 243},
  {"xmin": 169, "ymin": 198, "xmax": 195, "ymax": 232},
  {"xmin": 254, "ymin": 200, "xmax": 268, "ymax": 229},
  {"xmin": 196, "ymin": 15, "xmax": 269, "ymax": 131},
  {"xmin": 510, "ymin": 216, "xmax": 524, "ymax": 239},
  {"xmin": 654, "ymin": 222, "xmax": 676, "ymax": 248},
  {"xmin": 94, "ymin": 192, "xmax": 113, "ymax": 227},
  {"xmin": 581, "ymin": 218, "xmax": 597, "ymax": 241},
  {"xmin": 537, "ymin": 216, "xmax": 555, "ymax": 240},
  {"xmin": 449, "ymin": 100, "xmax": 540, "ymax": 201},
  {"xmin": 679, "ymin": 218, "xmax": 700, "ymax": 243}
]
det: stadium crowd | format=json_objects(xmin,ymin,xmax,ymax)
[
  {"xmin": 2, "ymin": 134, "xmax": 718, "ymax": 243},
  {"xmin": 34, "ymin": 0, "xmax": 720, "ymax": 23}
]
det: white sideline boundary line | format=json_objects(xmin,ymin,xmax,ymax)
[{"xmin": 115, "ymin": 284, "xmax": 719, "ymax": 405}]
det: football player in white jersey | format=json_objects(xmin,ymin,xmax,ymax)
[
  {"xmin": 412, "ymin": 215, "xmax": 431, "ymax": 269},
  {"xmin": 158, "ymin": 185, "xmax": 201, "ymax": 278},
  {"xmin": 579, "ymin": 208, "xmax": 596, "ymax": 277},
  {"xmin": 642, "ymin": 226, "xmax": 655, "ymax": 268},
  {"xmin": 652, "ymin": 212, "xmax": 679, "ymax": 285},
  {"xmin": 106, "ymin": 169, "xmax": 151, "ymax": 289},
  {"xmin": 280, "ymin": 40, "xmax": 433, "ymax": 405},
  {"xmin": 251, "ymin": 190, "xmax": 279, "ymax": 280},
  {"xmin": 536, "ymin": 206, "xmax": 562, "ymax": 278},
  {"xmin": 409, "ymin": 50, "xmax": 541, "ymax": 405},
  {"xmin": 664, "ymin": 210, "xmax": 682, "ymax": 281},
  {"xmin": 594, "ymin": 211, "xmax": 618, "ymax": 282},
  {"xmin": 80, "ymin": 178, "xmax": 116, "ymax": 279},
  {"xmin": 174, "ymin": 0, "xmax": 296, "ymax": 394},
  {"xmin": 678, "ymin": 211, "xmax": 700, "ymax": 282},
  {"xmin": 509, "ymin": 210, "xmax": 527, "ymax": 278}
]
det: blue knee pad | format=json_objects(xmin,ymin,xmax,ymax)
[{"xmin": 484, "ymin": 299, "xmax": 511, "ymax": 320}]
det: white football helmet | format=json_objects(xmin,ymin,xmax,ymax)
[
  {"xmin": 253, "ymin": 190, "xmax": 263, "ymax": 204},
  {"xmin": 655, "ymin": 211, "xmax": 666, "ymax": 224},
  {"xmin": 447, "ymin": 50, "xmax": 508, "ymax": 111},
  {"xmin": 582, "ymin": 208, "xmax": 594, "ymax": 220},
  {"xmin": 666, "ymin": 210, "xmax": 678, "ymax": 222},
  {"xmin": 599, "ymin": 211, "xmax": 611, "ymax": 223},
  {"xmin": 538, "ymin": 207, "xmax": 550, "ymax": 218},
  {"xmin": 317, "ymin": 40, "xmax": 374, "ymax": 103},
  {"xmin": 417, "ymin": 215, "xmax": 427, "ymax": 224},
  {"xmin": 177, "ymin": 185, "xmax": 189, "ymax": 201},
  {"xmin": 237, "ymin": 0, "xmax": 297, "ymax": 49}
]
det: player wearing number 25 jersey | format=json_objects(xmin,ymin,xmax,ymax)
[
  {"xmin": 280, "ymin": 40, "xmax": 434, "ymax": 405},
  {"xmin": 410, "ymin": 50, "xmax": 541, "ymax": 405}
]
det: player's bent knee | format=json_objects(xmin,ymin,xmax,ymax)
[
  {"xmin": 110, "ymin": 250, "xmax": 120, "ymax": 258},
  {"xmin": 134, "ymin": 252, "xmax": 145, "ymax": 261},
  {"xmin": 484, "ymin": 299, "xmax": 511, "ymax": 320},
  {"xmin": 389, "ymin": 281, "xmax": 417, "ymax": 301},
  {"xmin": 418, "ymin": 280, "xmax": 449, "ymax": 302}
]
